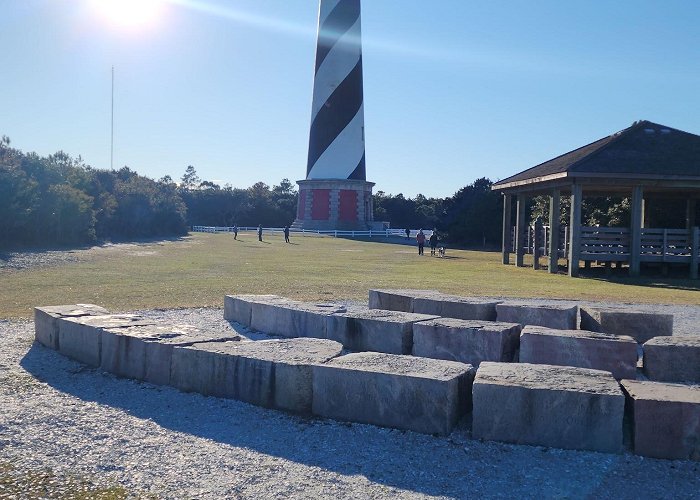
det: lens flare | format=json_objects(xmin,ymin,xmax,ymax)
[{"xmin": 89, "ymin": 0, "xmax": 165, "ymax": 29}]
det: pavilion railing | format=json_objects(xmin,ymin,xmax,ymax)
[
  {"xmin": 511, "ymin": 225, "xmax": 700, "ymax": 263},
  {"xmin": 511, "ymin": 225, "xmax": 569, "ymax": 257}
]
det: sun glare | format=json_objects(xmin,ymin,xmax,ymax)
[{"xmin": 90, "ymin": 0, "xmax": 165, "ymax": 29}]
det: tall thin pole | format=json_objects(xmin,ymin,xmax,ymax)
[{"xmin": 111, "ymin": 66, "xmax": 114, "ymax": 170}]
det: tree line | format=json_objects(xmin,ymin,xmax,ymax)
[{"xmin": 1, "ymin": 136, "xmax": 536, "ymax": 250}]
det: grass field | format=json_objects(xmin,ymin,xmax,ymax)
[{"xmin": 1, "ymin": 231, "xmax": 699, "ymax": 319}]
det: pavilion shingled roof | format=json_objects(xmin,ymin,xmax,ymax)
[{"xmin": 494, "ymin": 120, "xmax": 700, "ymax": 188}]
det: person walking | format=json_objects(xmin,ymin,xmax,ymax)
[
  {"xmin": 429, "ymin": 231, "xmax": 438, "ymax": 256},
  {"xmin": 283, "ymin": 225, "xmax": 290, "ymax": 243},
  {"xmin": 233, "ymin": 225, "xmax": 238, "ymax": 240},
  {"xmin": 416, "ymin": 229, "xmax": 426, "ymax": 255},
  {"xmin": 257, "ymin": 225, "xmax": 263, "ymax": 242}
]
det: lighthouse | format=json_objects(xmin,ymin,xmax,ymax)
[{"xmin": 294, "ymin": 0, "xmax": 376, "ymax": 230}]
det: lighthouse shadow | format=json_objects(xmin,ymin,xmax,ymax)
[{"xmin": 21, "ymin": 343, "xmax": 481, "ymax": 497}]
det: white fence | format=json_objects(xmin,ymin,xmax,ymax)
[{"xmin": 191, "ymin": 226, "xmax": 433, "ymax": 239}]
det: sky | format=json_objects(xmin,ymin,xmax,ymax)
[{"xmin": 2, "ymin": 0, "xmax": 700, "ymax": 198}]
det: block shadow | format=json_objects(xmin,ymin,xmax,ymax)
[
  {"xmin": 19, "ymin": 343, "xmax": 471, "ymax": 497},
  {"xmin": 17, "ymin": 342, "xmax": 699, "ymax": 497}
]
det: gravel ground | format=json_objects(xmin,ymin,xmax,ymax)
[
  {"xmin": 1, "ymin": 307, "xmax": 700, "ymax": 499},
  {"xmin": 0, "ymin": 238, "xmax": 191, "ymax": 272}
]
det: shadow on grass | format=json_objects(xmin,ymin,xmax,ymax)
[
  {"xmin": 0, "ymin": 235, "xmax": 190, "ymax": 257},
  {"xmin": 523, "ymin": 263, "xmax": 700, "ymax": 293}
]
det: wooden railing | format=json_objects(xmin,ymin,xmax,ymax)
[
  {"xmin": 511, "ymin": 225, "xmax": 569, "ymax": 257},
  {"xmin": 512, "ymin": 225, "xmax": 700, "ymax": 264},
  {"xmin": 639, "ymin": 228, "xmax": 691, "ymax": 262},
  {"xmin": 580, "ymin": 227, "xmax": 630, "ymax": 261}
]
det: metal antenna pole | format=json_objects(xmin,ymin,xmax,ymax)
[{"xmin": 111, "ymin": 66, "xmax": 114, "ymax": 170}]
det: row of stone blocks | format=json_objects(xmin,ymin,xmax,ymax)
[
  {"xmin": 33, "ymin": 304, "xmax": 473, "ymax": 435},
  {"xmin": 33, "ymin": 304, "xmax": 700, "ymax": 460},
  {"xmin": 225, "ymin": 294, "xmax": 700, "ymax": 385},
  {"xmin": 368, "ymin": 289, "xmax": 674, "ymax": 343},
  {"xmin": 224, "ymin": 295, "xmax": 520, "ymax": 366},
  {"xmin": 368, "ymin": 289, "xmax": 700, "ymax": 385}
]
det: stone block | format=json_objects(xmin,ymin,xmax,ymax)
[
  {"xmin": 472, "ymin": 362, "xmax": 624, "ymax": 453},
  {"xmin": 249, "ymin": 297, "xmax": 347, "ymax": 338},
  {"xmin": 412, "ymin": 293, "xmax": 501, "ymax": 321},
  {"xmin": 621, "ymin": 379, "xmax": 700, "ymax": 460},
  {"xmin": 519, "ymin": 325, "xmax": 638, "ymax": 379},
  {"xmin": 312, "ymin": 352, "xmax": 475, "ymax": 435},
  {"xmin": 100, "ymin": 324, "xmax": 240, "ymax": 385},
  {"xmin": 412, "ymin": 318, "xmax": 520, "ymax": 365},
  {"xmin": 34, "ymin": 304, "xmax": 109, "ymax": 350},
  {"xmin": 223, "ymin": 294, "xmax": 283, "ymax": 327},
  {"xmin": 643, "ymin": 336, "xmax": 700, "ymax": 383},
  {"xmin": 580, "ymin": 307, "xmax": 673, "ymax": 344},
  {"xmin": 326, "ymin": 307, "xmax": 439, "ymax": 354},
  {"xmin": 496, "ymin": 303, "xmax": 578, "ymax": 330},
  {"xmin": 367, "ymin": 289, "xmax": 436, "ymax": 312},
  {"xmin": 58, "ymin": 314, "xmax": 157, "ymax": 367},
  {"xmin": 171, "ymin": 338, "xmax": 343, "ymax": 413}
]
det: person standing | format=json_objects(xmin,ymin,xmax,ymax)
[
  {"xmin": 233, "ymin": 225, "xmax": 238, "ymax": 240},
  {"xmin": 405, "ymin": 228, "xmax": 410, "ymax": 240},
  {"xmin": 258, "ymin": 225, "xmax": 263, "ymax": 242},
  {"xmin": 429, "ymin": 231, "xmax": 438, "ymax": 256},
  {"xmin": 416, "ymin": 229, "xmax": 426, "ymax": 255},
  {"xmin": 284, "ymin": 226, "xmax": 290, "ymax": 243}
]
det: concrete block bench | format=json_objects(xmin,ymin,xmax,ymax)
[
  {"xmin": 643, "ymin": 336, "xmax": 700, "ymax": 383},
  {"xmin": 412, "ymin": 294, "xmax": 501, "ymax": 321},
  {"xmin": 621, "ymin": 379, "xmax": 700, "ymax": 461},
  {"xmin": 100, "ymin": 324, "xmax": 240, "ymax": 385},
  {"xmin": 496, "ymin": 303, "xmax": 578, "ymax": 330},
  {"xmin": 326, "ymin": 307, "xmax": 439, "ymax": 354},
  {"xmin": 223, "ymin": 294, "xmax": 284, "ymax": 327},
  {"xmin": 519, "ymin": 325, "xmax": 638, "ymax": 380},
  {"xmin": 312, "ymin": 352, "xmax": 475, "ymax": 435},
  {"xmin": 580, "ymin": 307, "xmax": 673, "ymax": 344},
  {"xmin": 34, "ymin": 304, "xmax": 109, "ymax": 351},
  {"xmin": 412, "ymin": 318, "xmax": 520, "ymax": 365},
  {"xmin": 171, "ymin": 338, "xmax": 343, "ymax": 413},
  {"xmin": 248, "ymin": 297, "xmax": 348, "ymax": 339},
  {"xmin": 472, "ymin": 362, "xmax": 624, "ymax": 453},
  {"xmin": 368, "ymin": 289, "xmax": 501, "ymax": 321},
  {"xmin": 367, "ymin": 289, "xmax": 435, "ymax": 313},
  {"xmin": 57, "ymin": 314, "xmax": 158, "ymax": 367}
]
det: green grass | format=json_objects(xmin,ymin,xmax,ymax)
[{"xmin": 1, "ymin": 231, "xmax": 699, "ymax": 319}]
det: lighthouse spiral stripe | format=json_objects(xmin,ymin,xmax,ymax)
[{"xmin": 306, "ymin": 0, "xmax": 365, "ymax": 181}]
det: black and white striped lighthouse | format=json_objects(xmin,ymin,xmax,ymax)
[{"xmin": 294, "ymin": 0, "xmax": 376, "ymax": 230}]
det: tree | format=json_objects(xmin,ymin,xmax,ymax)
[{"xmin": 181, "ymin": 165, "xmax": 200, "ymax": 190}]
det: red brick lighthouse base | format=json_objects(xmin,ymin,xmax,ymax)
[{"xmin": 292, "ymin": 179, "xmax": 376, "ymax": 231}]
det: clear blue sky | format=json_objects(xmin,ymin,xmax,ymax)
[{"xmin": 2, "ymin": 0, "xmax": 699, "ymax": 198}]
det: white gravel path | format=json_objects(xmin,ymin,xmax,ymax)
[{"xmin": 1, "ymin": 307, "xmax": 700, "ymax": 499}]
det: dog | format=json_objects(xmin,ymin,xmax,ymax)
[{"xmin": 438, "ymin": 246, "xmax": 446, "ymax": 258}]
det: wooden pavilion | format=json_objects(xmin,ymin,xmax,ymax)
[{"xmin": 492, "ymin": 120, "xmax": 700, "ymax": 278}]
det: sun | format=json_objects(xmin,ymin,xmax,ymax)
[{"xmin": 89, "ymin": 0, "xmax": 166, "ymax": 29}]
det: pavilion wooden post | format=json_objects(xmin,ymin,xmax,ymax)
[
  {"xmin": 548, "ymin": 189, "xmax": 561, "ymax": 273},
  {"xmin": 691, "ymin": 226, "xmax": 699, "ymax": 280},
  {"xmin": 687, "ymin": 199, "xmax": 697, "ymax": 279},
  {"xmin": 630, "ymin": 185, "xmax": 644, "ymax": 276},
  {"xmin": 686, "ymin": 199, "xmax": 697, "ymax": 230},
  {"xmin": 502, "ymin": 194, "xmax": 512, "ymax": 264},
  {"xmin": 515, "ymin": 195, "xmax": 526, "ymax": 267},
  {"xmin": 567, "ymin": 184, "xmax": 582, "ymax": 277}
]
